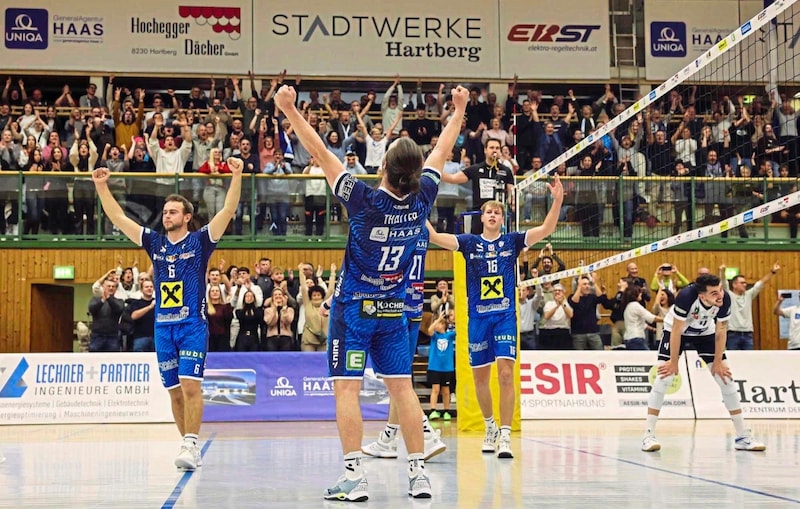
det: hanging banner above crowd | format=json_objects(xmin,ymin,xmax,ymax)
[
  {"xmin": 3, "ymin": 0, "xmax": 615, "ymax": 80},
  {"xmin": 252, "ymin": 0, "xmax": 501, "ymax": 78},
  {"xmin": 643, "ymin": 0, "xmax": 776, "ymax": 82},
  {"xmin": 498, "ymin": 0, "xmax": 610, "ymax": 80},
  {"xmin": 2, "ymin": 0, "xmax": 252, "ymax": 74}
]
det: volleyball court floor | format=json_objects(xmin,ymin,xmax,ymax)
[{"xmin": 1, "ymin": 419, "xmax": 798, "ymax": 508}]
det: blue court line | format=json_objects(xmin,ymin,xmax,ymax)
[
  {"xmin": 161, "ymin": 433, "xmax": 217, "ymax": 509},
  {"xmin": 523, "ymin": 436, "xmax": 800, "ymax": 505}
]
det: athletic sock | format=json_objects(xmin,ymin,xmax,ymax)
[
  {"xmin": 344, "ymin": 452, "xmax": 364, "ymax": 481},
  {"xmin": 645, "ymin": 415, "xmax": 658, "ymax": 434},
  {"xmin": 422, "ymin": 415, "xmax": 434, "ymax": 435},
  {"xmin": 731, "ymin": 413, "xmax": 746, "ymax": 436},
  {"xmin": 382, "ymin": 424, "xmax": 399, "ymax": 442}
]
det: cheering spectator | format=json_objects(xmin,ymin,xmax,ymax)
[
  {"xmin": 126, "ymin": 279, "xmax": 156, "ymax": 352},
  {"xmin": 298, "ymin": 263, "xmax": 336, "ymax": 351},
  {"xmin": 87, "ymin": 277, "xmax": 123, "ymax": 352},
  {"xmin": 621, "ymin": 285, "xmax": 662, "ymax": 350},
  {"xmin": 263, "ymin": 287, "xmax": 295, "ymax": 351},
  {"xmin": 207, "ymin": 283, "xmax": 234, "ymax": 352},
  {"xmin": 79, "ymin": 83, "xmax": 105, "ymax": 109},
  {"xmin": 234, "ymin": 290, "xmax": 263, "ymax": 352},
  {"xmin": 301, "ymin": 155, "xmax": 326, "ymax": 237},
  {"xmin": 540, "ymin": 284, "xmax": 573, "ymax": 350}
]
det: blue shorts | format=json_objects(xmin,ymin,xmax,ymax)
[
  {"xmin": 407, "ymin": 318, "xmax": 422, "ymax": 358},
  {"xmin": 467, "ymin": 311, "xmax": 518, "ymax": 368},
  {"xmin": 328, "ymin": 299, "xmax": 410, "ymax": 378},
  {"xmin": 155, "ymin": 319, "xmax": 209, "ymax": 389}
]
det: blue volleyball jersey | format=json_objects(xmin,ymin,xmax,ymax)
[
  {"xmin": 403, "ymin": 228, "xmax": 429, "ymax": 320},
  {"xmin": 140, "ymin": 225, "xmax": 216, "ymax": 324},
  {"xmin": 331, "ymin": 168, "xmax": 439, "ymax": 306},
  {"xmin": 456, "ymin": 231, "xmax": 527, "ymax": 318}
]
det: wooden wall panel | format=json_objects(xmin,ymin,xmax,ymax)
[{"xmin": 0, "ymin": 248, "xmax": 795, "ymax": 352}]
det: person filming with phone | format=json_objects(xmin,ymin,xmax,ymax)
[{"xmin": 650, "ymin": 263, "xmax": 690, "ymax": 295}]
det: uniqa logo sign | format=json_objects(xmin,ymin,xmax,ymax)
[
  {"xmin": 650, "ymin": 21, "xmax": 686, "ymax": 57},
  {"xmin": 4, "ymin": 8, "xmax": 48, "ymax": 50},
  {"xmin": 270, "ymin": 376, "xmax": 297, "ymax": 397}
]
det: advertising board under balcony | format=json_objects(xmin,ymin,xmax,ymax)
[{"xmin": 2, "ymin": 0, "xmax": 251, "ymax": 74}]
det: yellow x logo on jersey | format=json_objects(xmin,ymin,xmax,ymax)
[
  {"xmin": 160, "ymin": 281, "xmax": 183, "ymax": 308},
  {"xmin": 481, "ymin": 276, "xmax": 503, "ymax": 299}
]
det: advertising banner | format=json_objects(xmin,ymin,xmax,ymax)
[
  {"xmin": 689, "ymin": 350, "xmax": 800, "ymax": 419},
  {"xmin": 202, "ymin": 352, "xmax": 388, "ymax": 422},
  {"xmin": 519, "ymin": 351, "xmax": 695, "ymax": 420},
  {"xmin": 644, "ymin": 1, "xmax": 742, "ymax": 81},
  {"xmin": 252, "ymin": 0, "xmax": 500, "ymax": 78},
  {"xmin": 0, "ymin": 353, "xmax": 173, "ymax": 424},
  {"xmin": 2, "ymin": 0, "xmax": 252, "ymax": 73},
  {"xmin": 498, "ymin": 0, "xmax": 610, "ymax": 80}
]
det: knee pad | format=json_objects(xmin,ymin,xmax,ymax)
[
  {"xmin": 710, "ymin": 364, "xmax": 741, "ymax": 411},
  {"xmin": 647, "ymin": 362, "xmax": 674, "ymax": 410}
]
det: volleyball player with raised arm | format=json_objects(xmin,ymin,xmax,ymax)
[
  {"xmin": 274, "ymin": 83, "xmax": 469, "ymax": 502},
  {"xmin": 426, "ymin": 175, "xmax": 563, "ymax": 459},
  {"xmin": 642, "ymin": 274, "xmax": 766, "ymax": 452},
  {"xmin": 92, "ymin": 158, "xmax": 243, "ymax": 470}
]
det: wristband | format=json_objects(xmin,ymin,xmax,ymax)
[{"xmin": 323, "ymin": 302, "xmax": 331, "ymax": 310}]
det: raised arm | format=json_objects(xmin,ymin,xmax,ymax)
[
  {"xmin": 425, "ymin": 85, "xmax": 468, "ymax": 171},
  {"xmin": 92, "ymin": 168, "xmax": 143, "ymax": 243},
  {"xmin": 524, "ymin": 175, "xmax": 563, "ymax": 246},
  {"xmin": 426, "ymin": 221, "xmax": 459, "ymax": 251},
  {"xmin": 274, "ymin": 85, "xmax": 343, "ymax": 189},
  {"xmin": 207, "ymin": 157, "xmax": 243, "ymax": 241}
]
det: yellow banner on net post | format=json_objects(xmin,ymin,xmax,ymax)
[{"xmin": 453, "ymin": 252, "xmax": 521, "ymax": 432}]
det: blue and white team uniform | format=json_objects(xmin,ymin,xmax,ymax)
[
  {"xmin": 658, "ymin": 284, "xmax": 732, "ymax": 364},
  {"xmin": 457, "ymin": 232, "xmax": 527, "ymax": 367},
  {"xmin": 140, "ymin": 225, "xmax": 217, "ymax": 389},
  {"xmin": 329, "ymin": 168, "xmax": 439, "ymax": 378},
  {"xmin": 404, "ymin": 229, "xmax": 429, "ymax": 358}
]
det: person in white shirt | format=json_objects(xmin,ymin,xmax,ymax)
[
  {"xmin": 539, "ymin": 284, "xmax": 573, "ymax": 350},
  {"xmin": 621, "ymin": 285, "xmax": 662, "ymax": 350},
  {"xmin": 356, "ymin": 105, "xmax": 402, "ymax": 174},
  {"xmin": 720, "ymin": 262, "xmax": 780, "ymax": 350},
  {"xmin": 773, "ymin": 295, "xmax": 800, "ymax": 350}
]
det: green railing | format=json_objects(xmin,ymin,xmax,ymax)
[{"xmin": 1, "ymin": 172, "xmax": 797, "ymax": 249}]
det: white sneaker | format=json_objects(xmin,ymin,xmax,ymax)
[
  {"xmin": 423, "ymin": 429, "xmax": 446, "ymax": 460},
  {"xmin": 408, "ymin": 472, "xmax": 432, "ymax": 499},
  {"xmin": 735, "ymin": 429, "xmax": 766, "ymax": 451},
  {"xmin": 642, "ymin": 434, "xmax": 661, "ymax": 452},
  {"xmin": 194, "ymin": 444, "xmax": 203, "ymax": 467},
  {"xmin": 482, "ymin": 426, "xmax": 499, "ymax": 454},
  {"xmin": 324, "ymin": 475, "xmax": 369, "ymax": 502},
  {"xmin": 175, "ymin": 444, "xmax": 198, "ymax": 470},
  {"xmin": 496, "ymin": 436, "xmax": 513, "ymax": 459},
  {"xmin": 362, "ymin": 436, "xmax": 398, "ymax": 458}
]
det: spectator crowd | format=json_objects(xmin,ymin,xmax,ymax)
[{"xmin": 2, "ymin": 73, "xmax": 799, "ymax": 240}]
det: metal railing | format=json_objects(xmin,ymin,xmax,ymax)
[{"xmin": 1, "ymin": 172, "xmax": 797, "ymax": 246}]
